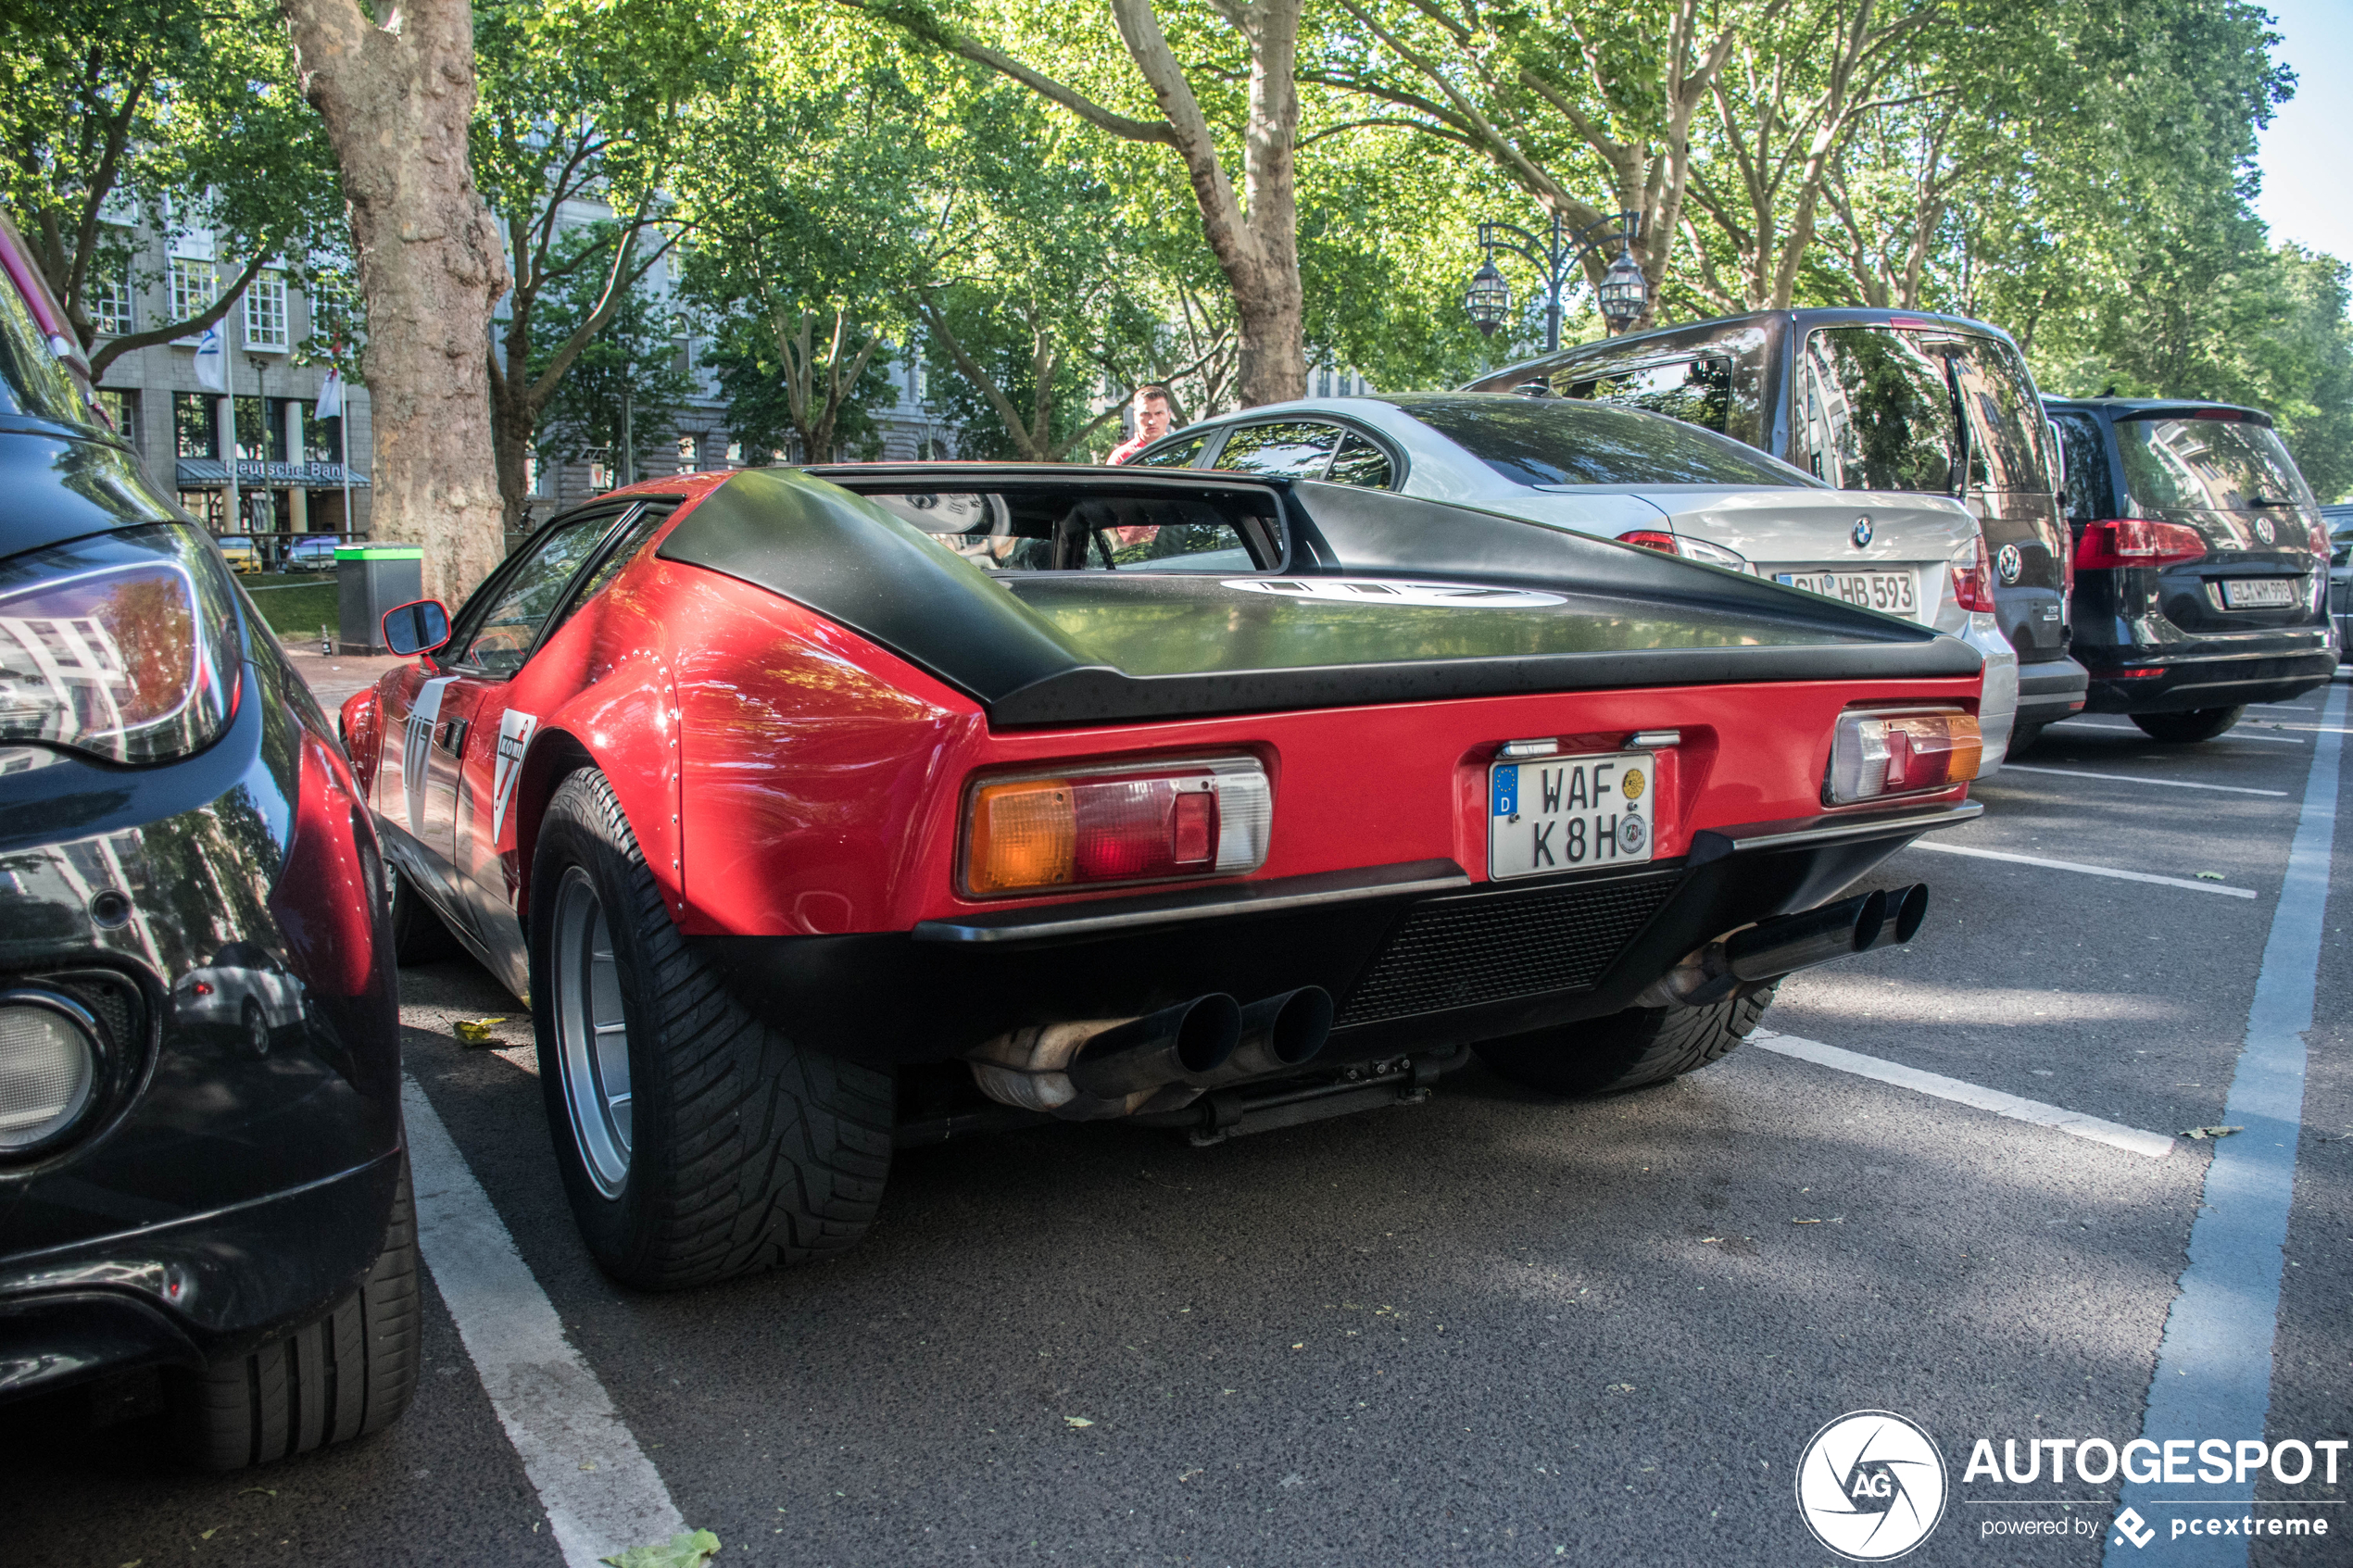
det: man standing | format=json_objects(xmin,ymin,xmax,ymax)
[{"xmin": 1105, "ymin": 384, "xmax": 1178, "ymax": 465}]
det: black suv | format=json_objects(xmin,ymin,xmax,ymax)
[
  {"xmin": 1465, "ymin": 308, "xmax": 2090, "ymax": 747},
  {"xmin": 2324, "ymin": 503, "xmax": 2351, "ymax": 663},
  {"xmin": 2043, "ymin": 399, "xmax": 2334, "ymax": 738}
]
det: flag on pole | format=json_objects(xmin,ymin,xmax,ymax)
[
  {"xmin": 192, "ymin": 323, "xmax": 224, "ymax": 391},
  {"xmin": 315, "ymin": 365, "xmax": 343, "ymax": 421}
]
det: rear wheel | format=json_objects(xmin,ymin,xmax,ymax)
[
  {"xmin": 385, "ymin": 859, "xmax": 459, "ymax": 965},
  {"xmin": 1474, "ymin": 986, "xmax": 1777, "ymax": 1097},
  {"xmin": 530, "ymin": 769, "xmax": 894, "ymax": 1289},
  {"xmin": 169, "ymin": 1157, "xmax": 420, "ymax": 1469},
  {"xmin": 2131, "ymin": 706, "xmax": 2245, "ymax": 743},
  {"xmin": 237, "ymin": 999, "xmax": 271, "ymax": 1060}
]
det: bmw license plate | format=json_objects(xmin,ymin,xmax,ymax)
[
  {"xmin": 2221, "ymin": 578, "xmax": 2296, "ymax": 609},
  {"xmin": 1775, "ymin": 568, "xmax": 1919, "ymax": 619},
  {"xmin": 1490, "ymin": 752, "xmax": 1656, "ymax": 881}
]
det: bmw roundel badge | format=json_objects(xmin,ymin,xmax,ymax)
[
  {"xmin": 1995, "ymin": 543, "xmax": 2023, "ymax": 583},
  {"xmin": 1852, "ymin": 515, "xmax": 1873, "ymax": 548}
]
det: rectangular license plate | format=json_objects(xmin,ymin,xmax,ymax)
[
  {"xmin": 1490, "ymin": 752, "xmax": 1656, "ymax": 881},
  {"xmin": 2221, "ymin": 577, "xmax": 2296, "ymax": 608},
  {"xmin": 1775, "ymin": 568, "xmax": 1919, "ymax": 619}
]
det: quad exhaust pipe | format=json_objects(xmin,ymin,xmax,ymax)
[
  {"xmin": 967, "ymin": 986, "xmax": 1336, "ymax": 1119},
  {"xmin": 1640, "ymin": 884, "xmax": 1930, "ymax": 1008}
]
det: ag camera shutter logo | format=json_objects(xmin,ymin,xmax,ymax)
[{"xmin": 1795, "ymin": 1411, "xmax": 1949, "ymax": 1561}]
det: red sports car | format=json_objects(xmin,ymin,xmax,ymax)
[{"xmin": 344, "ymin": 463, "xmax": 1983, "ymax": 1288}]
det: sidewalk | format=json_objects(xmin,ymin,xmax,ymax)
[{"xmin": 278, "ymin": 646, "xmax": 413, "ymax": 709}]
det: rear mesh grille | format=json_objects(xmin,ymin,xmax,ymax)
[{"xmin": 1336, "ymin": 869, "xmax": 1681, "ymax": 1027}]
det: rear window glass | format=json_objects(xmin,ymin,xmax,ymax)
[
  {"xmin": 1324, "ymin": 433, "xmax": 1393, "ymax": 489},
  {"xmin": 866, "ymin": 490, "xmax": 1264, "ymax": 573},
  {"xmin": 1953, "ymin": 343, "xmax": 2050, "ymax": 493},
  {"xmin": 2052, "ymin": 413, "xmax": 2110, "ymax": 522},
  {"xmin": 2116, "ymin": 417, "xmax": 2315, "ymax": 513},
  {"xmin": 1800, "ymin": 328, "xmax": 1960, "ymax": 494},
  {"xmin": 1388, "ymin": 395, "xmax": 1812, "ymax": 488},
  {"xmin": 1565, "ymin": 356, "xmax": 1732, "ymax": 433}
]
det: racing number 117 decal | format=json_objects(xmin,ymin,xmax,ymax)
[{"xmin": 1490, "ymin": 751, "xmax": 1657, "ymax": 881}]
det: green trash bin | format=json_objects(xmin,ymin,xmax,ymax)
[{"xmin": 335, "ymin": 544, "xmax": 424, "ymax": 655}]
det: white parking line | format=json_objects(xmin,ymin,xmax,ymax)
[
  {"xmin": 1750, "ymin": 1031, "xmax": 2175, "ymax": 1159},
  {"xmin": 2108, "ymin": 677, "xmax": 2347, "ymax": 1562},
  {"xmin": 1909, "ymin": 839, "xmax": 2259, "ymax": 897},
  {"xmin": 2053, "ymin": 719, "xmax": 2304, "ymax": 745},
  {"xmin": 402, "ymin": 1076, "xmax": 684, "ymax": 1568},
  {"xmin": 1997, "ymin": 764, "xmax": 2288, "ymax": 797}
]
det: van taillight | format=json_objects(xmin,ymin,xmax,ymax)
[{"xmin": 2074, "ymin": 519, "xmax": 2206, "ymax": 571}]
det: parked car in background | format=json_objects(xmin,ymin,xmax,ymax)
[
  {"xmin": 2043, "ymin": 399, "xmax": 2335, "ymax": 739},
  {"xmin": 346, "ymin": 462, "xmax": 1985, "ymax": 1289},
  {"xmin": 214, "ymin": 533, "xmax": 260, "ymax": 573},
  {"xmin": 2324, "ymin": 503, "xmax": 2351, "ymax": 662},
  {"xmin": 1128, "ymin": 392, "xmax": 2018, "ymax": 760},
  {"xmin": 284, "ymin": 533, "xmax": 338, "ymax": 571},
  {"xmin": 171, "ymin": 940, "xmax": 308, "ymax": 1060},
  {"xmin": 1463, "ymin": 307, "xmax": 2085, "ymax": 751},
  {"xmin": 0, "ymin": 211, "xmax": 416, "ymax": 1467}
]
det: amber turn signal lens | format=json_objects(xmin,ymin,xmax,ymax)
[
  {"xmin": 1826, "ymin": 709, "xmax": 1982, "ymax": 804},
  {"xmin": 965, "ymin": 779, "xmax": 1076, "ymax": 894}
]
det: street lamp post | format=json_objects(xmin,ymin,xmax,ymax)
[{"xmin": 1464, "ymin": 209, "xmax": 1649, "ymax": 350}]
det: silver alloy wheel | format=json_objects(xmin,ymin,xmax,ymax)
[{"xmin": 552, "ymin": 864, "xmax": 633, "ymax": 1197}]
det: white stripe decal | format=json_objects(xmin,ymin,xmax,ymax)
[
  {"xmin": 402, "ymin": 1076, "xmax": 684, "ymax": 1568},
  {"xmin": 1910, "ymin": 838, "xmax": 2258, "ymax": 897},
  {"xmin": 1750, "ymin": 1031, "xmax": 2175, "ymax": 1160},
  {"xmin": 2108, "ymin": 677, "xmax": 2346, "ymax": 1565},
  {"xmin": 1996, "ymin": 764, "xmax": 2287, "ymax": 797}
]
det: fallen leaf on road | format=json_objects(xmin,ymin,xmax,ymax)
[
  {"xmin": 2195, "ymin": 872, "xmax": 2225, "ymax": 882},
  {"xmin": 454, "ymin": 1017, "xmax": 507, "ymax": 1045},
  {"xmin": 601, "ymin": 1530, "xmax": 722, "ymax": 1568},
  {"xmin": 1792, "ymin": 1217, "xmax": 1844, "ymax": 1224},
  {"xmin": 238, "ymin": 1488, "xmax": 275, "ymax": 1498},
  {"xmin": 1063, "ymin": 1416, "xmax": 1094, "ymax": 1427},
  {"xmin": 2180, "ymin": 1125, "xmax": 2244, "ymax": 1140},
  {"xmin": 1179, "ymin": 1468, "xmax": 1205, "ymax": 1482},
  {"xmin": 1279, "ymin": 1473, "xmax": 1305, "ymax": 1488}
]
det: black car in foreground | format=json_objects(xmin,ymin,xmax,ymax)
[
  {"xmin": 2045, "ymin": 398, "xmax": 2335, "ymax": 739},
  {"xmin": 1464, "ymin": 307, "xmax": 2092, "ymax": 746},
  {"xmin": 0, "ymin": 217, "xmax": 415, "ymax": 1466}
]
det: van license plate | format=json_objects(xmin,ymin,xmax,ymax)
[
  {"xmin": 2222, "ymin": 578, "xmax": 2296, "ymax": 608},
  {"xmin": 1490, "ymin": 752, "xmax": 1656, "ymax": 881},
  {"xmin": 1776, "ymin": 569, "xmax": 1919, "ymax": 618}
]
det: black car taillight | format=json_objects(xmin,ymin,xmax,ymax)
[{"xmin": 0, "ymin": 524, "xmax": 242, "ymax": 765}]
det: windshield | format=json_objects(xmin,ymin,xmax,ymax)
[
  {"xmin": 1385, "ymin": 395, "xmax": 1816, "ymax": 489},
  {"xmin": 2116, "ymin": 416, "xmax": 2315, "ymax": 512}
]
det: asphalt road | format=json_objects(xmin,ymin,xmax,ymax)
[{"xmin": 5, "ymin": 675, "xmax": 2347, "ymax": 1568}]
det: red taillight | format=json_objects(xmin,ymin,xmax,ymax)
[
  {"xmin": 191, "ymin": 981, "xmax": 213, "ymax": 997},
  {"xmin": 1950, "ymin": 535, "xmax": 1995, "ymax": 612},
  {"xmin": 2076, "ymin": 519, "xmax": 2206, "ymax": 571},
  {"xmin": 2060, "ymin": 525, "xmax": 2076, "ymax": 596},
  {"xmin": 1617, "ymin": 530, "xmax": 1680, "ymax": 555},
  {"xmin": 2309, "ymin": 520, "xmax": 2332, "ymax": 558},
  {"xmin": 963, "ymin": 759, "xmax": 1272, "ymax": 897}
]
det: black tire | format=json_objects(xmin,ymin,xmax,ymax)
[
  {"xmin": 169, "ymin": 1155, "xmax": 420, "ymax": 1470},
  {"xmin": 1474, "ymin": 986, "xmax": 1778, "ymax": 1097},
  {"xmin": 386, "ymin": 859, "xmax": 459, "ymax": 965},
  {"xmin": 2005, "ymin": 721, "xmax": 2045, "ymax": 757},
  {"xmin": 529, "ymin": 769, "xmax": 894, "ymax": 1289},
  {"xmin": 2131, "ymin": 706, "xmax": 2245, "ymax": 743}
]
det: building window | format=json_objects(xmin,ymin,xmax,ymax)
[
  {"xmin": 245, "ymin": 271, "xmax": 289, "ymax": 350},
  {"xmin": 586, "ymin": 447, "xmax": 612, "ymax": 493},
  {"xmin": 525, "ymin": 451, "xmax": 547, "ymax": 495},
  {"xmin": 94, "ymin": 388, "xmax": 137, "ymax": 445},
  {"xmin": 173, "ymin": 392, "xmax": 217, "ymax": 458},
  {"xmin": 88, "ymin": 265, "xmax": 133, "ymax": 337},
  {"xmin": 675, "ymin": 435, "xmax": 698, "ymax": 472},
  {"xmin": 170, "ymin": 258, "xmax": 218, "ymax": 331},
  {"xmin": 230, "ymin": 395, "xmax": 268, "ymax": 460},
  {"xmin": 724, "ymin": 441, "xmax": 742, "ymax": 466},
  {"xmin": 300, "ymin": 401, "xmax": 339, "ymax": 464}
]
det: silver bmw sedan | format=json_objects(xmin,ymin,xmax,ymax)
[{"xmin": 1128, "ymin": 392, "xmax": 2019, "ymax": 763}]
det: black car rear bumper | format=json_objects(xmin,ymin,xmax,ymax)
[
  {"xmin": 2080, "ymin": 640, "xmax": 2336, "ymax": 714},
  {"xmin": 695, "ymin": 798, "xmax": 1980, "ymax": 1068},
  {"xmin": 2014, "ymin": 657, "xmax": 2091, "ymax": 726}
]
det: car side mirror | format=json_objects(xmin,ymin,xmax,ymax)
[{"xmin": 382, "ymin": 598, "xmax": 451, "ymax": 658}]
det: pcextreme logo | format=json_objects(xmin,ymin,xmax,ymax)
[{"xmin": 1795, "ymin": 1411, "xmax": 1950, "ymax": 1561}]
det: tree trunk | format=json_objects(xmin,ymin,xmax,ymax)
[{"xmin": 279, "ymin": 0, "xmax": 509, "ymax": 602}]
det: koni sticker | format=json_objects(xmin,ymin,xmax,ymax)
[{"xmin": 491, "ymin": 710, "xmax": 538, "ymax": 840}]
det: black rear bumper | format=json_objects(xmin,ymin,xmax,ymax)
[
  {"xmin": 2015, "ymin": 657, "xmax": 2090, "ymax": 725},
  {"xmin": 694, "ymin": 799, "xmax": 1981, "ymax": 1068},
  {"xmin": 2080, "ymin": 641, "xmax": 2336, "ymax": 714}
]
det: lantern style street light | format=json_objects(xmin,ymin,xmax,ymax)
[{"xmin": 1464, "ymin": 209, "xmax": 1647, "ymax": 350}]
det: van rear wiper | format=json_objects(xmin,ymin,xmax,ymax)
[{"xmin": 2248, "ymin": 494, "xmax": 2296, "ymax": 508}]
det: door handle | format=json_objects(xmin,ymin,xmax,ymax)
[{"xmin": 435, "ymin": 717, "xmax": 469, "ymax": 756}]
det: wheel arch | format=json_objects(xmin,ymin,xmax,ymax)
[{"xmin": 510, "ymin": 726, "xmax": 598, "ymax": 927}]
